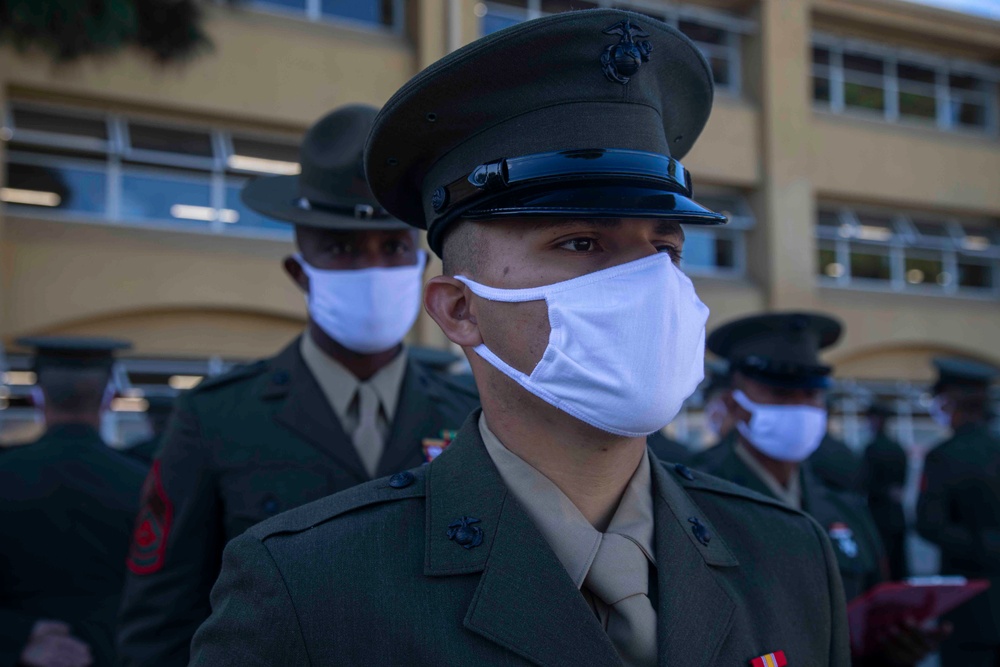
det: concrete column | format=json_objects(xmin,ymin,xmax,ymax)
[{"xmin": 757, "ymin": 0, "xmax": 817, "ymax": 309}]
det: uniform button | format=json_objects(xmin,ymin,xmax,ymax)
[
  {"xmin": 272, "ymin": 370, "xmax": 290, "ymax": 386},
  {"xmin": 674, "ymin": 463, "xmax": 695, "ymax": 481},
  {"xmin": 389, "ymin": 471, "xmax": 414, "ymax": 488}
]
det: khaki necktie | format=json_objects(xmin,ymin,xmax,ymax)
[
  {"xmin": 584, "ymin": 533, "xmax": 658, "ymax": 667},
  {"xmin": 353, "ymin": 383, "xmax": 383, "ymax": 478}
]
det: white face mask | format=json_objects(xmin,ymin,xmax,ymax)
[
  {"xmin": 456, "ymin": 253, "xmax": 708, "ymax": 437},
  {"xmin": 297, "ymin": 252, "xmax": 427, "ymax": 355},
  {"xmin": 732, "ymin": 389, "xmax": 827, "ymax": 462},
  {"xmin": 704, "ymin": 395, "xmax": 728, "ymax": 438},
  {"xmin": 929, "ymin": 395, "xmax": 952, "ymax": 429}
]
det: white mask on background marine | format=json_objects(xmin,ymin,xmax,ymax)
[
  {"xmin": 457, "ymin": 253, "xmax": 709, "ymax": 437},
  {"xmin": 703, "ymin": 395, "xmax": 729, "ymax": 438},
  {"xmin": 732, "ymin": 389, "xmax": 828, "ymax": 462},
  {"xmin": 297, "ymin": 252, "xmax": 427, "ymax": 355},
  {"xmin": 98, "ymin": 379, "xmax": 118, "ymax": 445}
]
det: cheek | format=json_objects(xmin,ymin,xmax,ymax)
[{"xmin": 476, "ymin": 299, "xmax": 551, "ymax": 374}]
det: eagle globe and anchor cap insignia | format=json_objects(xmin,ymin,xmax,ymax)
[{"xmin": 601, "ymin": 19, "xmax": 653, "ymax": 84}]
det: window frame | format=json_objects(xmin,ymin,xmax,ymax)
[
  {"xmin": 816, "ymin": 206, "xmax": 1000, "ymax": 299},
  {"xmin": 2, "ymin": 101, "xmax": 299, "ymax": 241},
  {"xmin": 812, "ymin": 32, "xmax": 1000, "ymax": 136}
]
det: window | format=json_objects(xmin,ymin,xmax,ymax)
[
  {"xmin": 1, "ymin": 102, "xmax": 301, "ymax": 238},
  {"xmin": 679, "ymin": 193, "xmax": 754, "ymax": 277},
  {"xmin": 250, "ymin": 0, "xmax": 402, "ymax": 31},
  {"xmin": 812, "ymin": 33, "xmax": 999, "ymax": 134},
  {"xmin": 477, "ymin": 1, "xmax": 750, "ymax": 95},
  {"xmin": 816, "ymin": 206, "xmax": 1000, "ymax": 298}
]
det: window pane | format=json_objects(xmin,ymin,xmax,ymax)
[
  {"xmin": 958, "ymin": 257, "xmax": 993, "ymax": 289},
  {"xmin": 224, "ymin": 183, "xmax": 292, "ymax": 232},
  {"xmin": 898, "ymin": 62, "xmax": 936, "ymax": 85},
  {"xmin": 681, "ymin": 229, "xmax": 717, "ymax": 269},
  {"xmin": 912, "ymin": 219, "xmax": 950, "ymax": 239},
  {"xmin": 950, "ymin": 99, "xmax": 987, "ymax": 129},
  {"xmin": 12, "ymin": 106, "xmax": 108, "ymax": 141},
  {"xmin": 321, "ymin": 0, "xmax": 395, "ymax": 25},
  {"xmin": 818, "ymin": 245, "xmax": 843, "ymax": 278},
  {"xmin": 120, "ymin": 170, "xmax": 212, "ymax": 224},
  {"xmin": 814, "ymin": 76, "xmax": 831, "ymax": 103},
  {"xmin": 812, "ymin": 46, "xmax": 830, "ymax": 66},
  {"xmin": 481, "ymin": 2, "xmax": 526, "ymax": 34},
  {"xmin": 854, "ymin": 212, "xmax": 895, "ymax": 242},
  {"xmin": 5, "ymin": 162, "xmax": 106, "ymax": 215},
  {"xmin": 228, "ymin": 136, "xmax": 300, "ymax": 174},
  {"xmin": 845, "ymin": 82, "xmax": 885, "ymax": 112},
  {"xmin": 714, "ymin": 236, "xmax": 735, "ymax": 268},
  {"xmin": 679, "ymin": 20, "xmax": 727, "ymax": 46},
  {"xmin": 818, "ymin": 209, "xmax": 841, "ymax": 232},
  {"xmin": 904, "ymin": 253, "xmax": 946, "ymax": 286},
  {"xmin": 899, "ymin": 91, "xmax": 936, "ymax": 120},
  {"xmin": 950, "ymin": 74, "xmax": 986, "ymax": 92},
  {"xmin": 843, "ymin": 52, "xmax": 884, "ymax": 76},
  {"xmin": 708, "ymin": 55, "xmax": 730, "ymax": 87},
  {"xmin": 129, "ymin": 123, "xmax": 214, "ymax": 158},
  {"xmin": 850, "ymin": 246, "xmax": 892, "ymax": 281}
]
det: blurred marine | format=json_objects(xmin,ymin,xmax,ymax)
[{"xmin": 0, "ymin": 337, "xmax": 145, "ymax": 667}]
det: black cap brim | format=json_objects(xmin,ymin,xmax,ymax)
[{"xmin": 242, "ymin": 175, "xmax": 409, "ymax": 231}]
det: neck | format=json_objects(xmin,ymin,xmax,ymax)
[
  {"xmin": 740, "ymin": 434, "xmax": 799, "ymax": 488},
  {"xmin": 481, "ymin": 392, "xmax": 645, "ymax": 532},
  {"xmin": 45, "ymin": 410, "xmax": 101, "ymax": 430},
  {"xmin": 307, "ymin": 321, "xmax": 401, "ymax": 382}
]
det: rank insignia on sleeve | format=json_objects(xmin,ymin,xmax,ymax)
[
  {"xmin": 422, "ymin": 429, "xmax": 457, "ymax": 462},
  {"xmin": 750, "ymin": 650, "xmax": 787, "ymax": 667},
  {"xmin": 127, "ymin": 461, "xmax": 173, "ymax": 575},
  {"xmin": 828, "ymin": 522, "xmax": 858, "ymax": 559}
]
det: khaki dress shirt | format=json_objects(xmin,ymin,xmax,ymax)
[{"xmin": 734, "ymin": 441, "xmax": 803, "ymax": 510}]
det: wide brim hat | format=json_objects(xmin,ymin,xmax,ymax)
[
  {"xmin": 707, "ymin": 313, "xmax": 843, "ymax": 390},
  {"xmin": 365, "ymin": 8, "xmax": 728, "ymax": 256},
  {"xmin": 931, "ymin": 357, "xmax": 998, "ymax": 394},
  {"xmin": 242, "ymin": 104, "xmax": 408, "ymax": 231}
]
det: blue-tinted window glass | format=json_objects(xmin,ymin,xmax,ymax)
[
  {"xmin": 681, "ymin": 229, "xmax": 717, "ymax": 269},
  {"xmin": 225, "ymin": 184, "xmax": 290, "ymax": 232},
  {"xmin": 121, "ymin": 170, "xmax": 212, "ymax": 225},
  {"xmin": 5, "ymin": 162, "xmax": 107, "ymax": 215},
  {"xmin": 321, "ymin": 0, "xmax": 384, "ymax": 24},
  {"xmin": 482, "ymin": 4, "xmax": 524, "ymax": 35}
]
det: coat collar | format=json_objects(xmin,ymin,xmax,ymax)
[{"xmin": 424, "ymin": 411, "xmax": 738, "ymax": 667}]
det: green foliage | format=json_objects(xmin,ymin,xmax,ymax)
[{"xmin": 0, "ymin": 0, "xmax": 209, "ymax": 63}]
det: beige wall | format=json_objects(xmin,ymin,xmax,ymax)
[{"xmin": 1, "ymin": 0, "xmax": 999, "ymax": 382}]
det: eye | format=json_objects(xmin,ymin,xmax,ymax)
[
  {"xmin": 384, "ymin": 239, "xmax": 411, "ymax": 256},
  {"xmin": 656, "ymin": 243, "xmax": 683, "ymax": 264},
  {"xmin": 557, "ymin": 237, "xmax": 600, "ymax": 252},
  {"xmin": 324, "ymin": 241, "xmax": 354, "ymax": 256}
]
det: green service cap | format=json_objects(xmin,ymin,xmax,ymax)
[
  {"xmin": 932, "ymin": 357, "xmax": 998, "ymax": 394},
  {"xmin": 17, "ymin": 336, "xmax": 131, "ymax": 372},
  {"xmin": 707, "ymin": 312, "xmax": 843, "ymax": 390},
  {"xmin": 365, "ymin": 8, "xmax": 727, "ymax": 256},
  {"xmin": 242, "ymin": 104, "xmax": 408, "ymax": 231}
]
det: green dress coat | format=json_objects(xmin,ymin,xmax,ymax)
[
  {"xmin": 117, "ymin": 339, "xmax": 479, "ymax": 667},
  {"xmin": 917, "ymin": 424, "xmax": 1000, "ymax": 661},
  {"xmin": 863, "ymin": 431, "xmax": 908, "ymax": 580},
  {"xmin": 189, "ymin": 411, "xmax": 850, "ymax": 667},
  {"xmin": 0, "ymin": 424, "xmax": 146, "ymax": 667}
]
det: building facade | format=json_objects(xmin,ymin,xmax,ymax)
[{"xmin": 1, "ymin": 0, "xmax": 998, "ymax": 455}]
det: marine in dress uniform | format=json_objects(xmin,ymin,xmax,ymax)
[
  {"xmin": 0, "ymin": 337, "xmax": 146, "ymax": 667},
  {"xmin": 917, "ymin": 357, "xmax": 1000, "ymax": 667},
  {"xmin": 123, "ymin": 394, "xmax": 176, "ymax": 465},
  {"xmin": 863, "ymin": 403, "xmax": 909, "ymax": 580},
  {"xmin": 190, "ymin": 11, "xmax": 852, "ymax": 666},
  {"xmin": 116, "ymin": 106, "xmax": 479, "ymax": 667},
  {"xmin": 689, "ymin": 312, "xmax": 947, "ymax": 666}
]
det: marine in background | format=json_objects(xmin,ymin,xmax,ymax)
[
  {"xmin": 117, "ymin": 105, "xmax": 479, "ymax": 667},
  {"xmin": 917, "ymin": 357, "xmax": 1000, "ymax": 667},
  {"xmin": 0, "ymin": 337, "xmax": 145, "ymax": 667},
  {"xmin": 863, "ymin": 402, "xmax": 909, "ymax": 580},
  {"xmin": 689, "ymin": 312, "xmax": 948, "ymax": 666}
]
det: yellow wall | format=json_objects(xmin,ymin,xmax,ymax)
[{"xmin": 1, "ymin": 0, "xmax": 999, "ymax": 380}]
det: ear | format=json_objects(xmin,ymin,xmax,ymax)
[
  {"xmin": 284, "ymin": 256, "xmax": 309, "ymax": 293},
  {"xmin": 722, "ymin": 389, "xmax": 749, "ymax": 422},
  {"xmin": 424, "ymin": 276, "xmax": 483, "ymax": 348}
]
